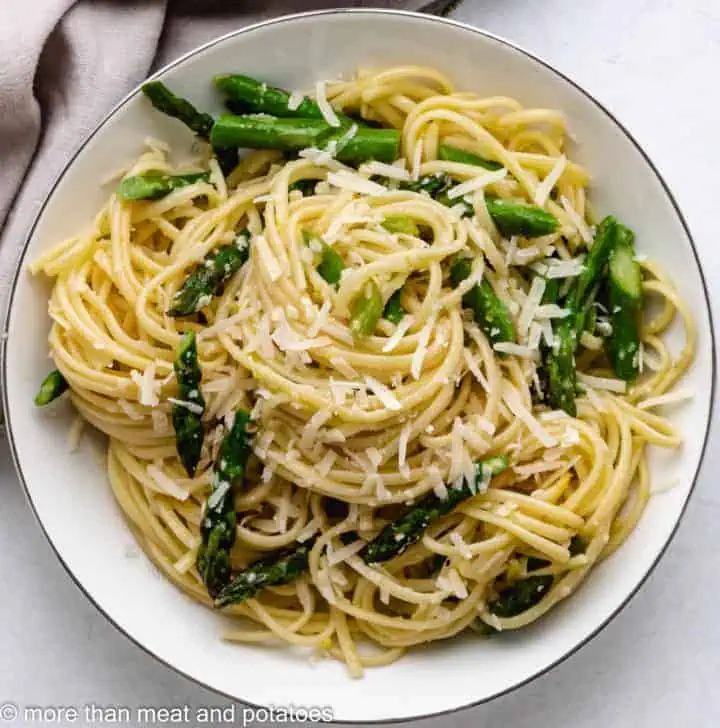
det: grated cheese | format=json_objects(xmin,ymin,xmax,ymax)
[
  {"xmin": 560, "ymin": 195, "xmax": 593, "ymax": 245},
  {"xmin": 411, "ymin": 315, "xmax": 435, "ymax": 380},
  {"xmin": 447, "ymin": 168, "xmax": 508, "ymax": 200},
  {"xmin": 578, "ymin": 372, "xmax": 627, "ymax": 393},
  {"xmin": 365, "ymin": 376, "xmax": 402, "ymax": 411},
  {"xmin": 436, "ymin": 568, "xmax": 468, "ymax": 599},
  {"xmin": 168, "ymin": 397, "xmax": 203, "ymax": 415},
  {"xmin": 535, "ymin": 304, "xmax": 570, "ymax": 320},
  {"xmin": 308, "ymin": 299, "xmax": 332, "ymax": 338},
  {"xmin": 450, "ymin": 532, "xmax": 473, "ymax": 560},
  {"xmin": 314, "ymin": 81, "xmax": 341, "ymax": 127},
  {"xmin": 287, "ymin": 89, "xmax": 304, "ymax": 111},
  {"xmin": 527, "ymin": 322, "xmax": 543, "ymax": 352},
  {"xmin": 362, "ymin": 160, "xmax": 411, "ymax": 181},
  {"xmin": 543, "ymin": 257, "xmax": 586, "ymax": 279},
  {"xmin": 493, "ymin": 342, "xmax": 539, "ymax": 359},
  {"xmin": 463, "ymin": 348, "xmax": 490, "ymax": 391},
  {"xmin": 503, "ymin": 385, "xmax": 557, "ymax": 447},
  {"xmin": 638, "ymin": 388, "xmax": 694, "ymax": 410},
  {"xmin": 271, "ymin": 319, "xmax": 332, "ymax": 352},
  {"xmin": 382, "ymin": 314, "xmax": 413, "ymax": 353},
  {"xmin": 518, "ymin": 275, "xmax": 546, "ymax": 337},
  {"xmin": 534, "ymin": 155, "xmax": 566, "ymax": 207},
  {"xmin": 326, "ymin": 170, "xmax": 387, "ymax": 196},
  {"xmin": 301, "ymin": 408, "xmax": 333, "ymax": 448},
  {"xmin": 130, "ymin": 362, "xmax": 159, "ymax": 407}
]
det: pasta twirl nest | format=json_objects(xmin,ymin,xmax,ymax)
[{"xmin": 30, "ymin": 65, "xmax": 695, "ymax": 677}]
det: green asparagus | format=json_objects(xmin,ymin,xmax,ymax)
[
  {"xmin": 196, "ymin": 410, "xmax": 252, "ymax": 597},
  {"xmin": 214, "ymin": 537, "xmax": 316, "ymax": 607},
  {"xmin": 383, "ymin": 287, "xmax": 406, "ymax": 324},
  {"xmin": 401, "ymin": 173, "xmax": 474, "ymax": 216},
  {"xmin": 141, "ymin": 81, "xmax": 238, "ymax": 175},
  {"xmin": 34, "ymin": 370, "xmax": 69, "ymax": 406},
  {"xmin": 118, "ymin": 172, "xmax": 210, "ymax": 201},
  {"xmin": 172, "ymin": 331, "xmax": 205, "ymax": 477},
  {"xmin": 360, "ymin": 456, "xmax": 508, "ymax": 564},
  {"xmin": 382, "ymin": 215, "xmax": 420, "ymax": 236},
  {"xmin": 438, "ymin": 143, "xmax": 502, "ymax": 170},
  {"xmin": 450, "ymin": 257, "xmax": 515, "ymax": 346},
  {"xmin": 489, "ymin": 575, "xmax": 553, "ymax": 617},
  {"xmin": 485, "ymin": 198, "xmax": 559, "ymax": 238},
  {"xmin": 214, "ymin": 74, "xmax": 360, "ymax": 126},
  {"xmin": 349, "ymin": 280, "xmax": 383, "ymax": 339},
  {"xmin": 142, "ymin": 81, "xmax": 214, "ymax": 140},
  {"xmin": 606, "ymin": 225, "xmax": 642, "ymax": 381},
  {"xmin": 210, "ymin": 115, "xmax": 400, "ymax": 164},
  {"xmin": 546, "ymin": 216, "xmax": 619, "ymax": 415},
  {"xmin": 169, "ymin": 231, "xmax": 250, "ymax": 316},
  {"xmin": 317, "ymin": 245, "xmax": 345, "ymax": 287}
]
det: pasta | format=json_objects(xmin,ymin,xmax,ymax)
[{"xmin": 30, "ymin": 65, "xmax": 695, "ymax": 676}]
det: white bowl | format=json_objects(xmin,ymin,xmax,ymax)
[{"xmin": 2, "ymin": 9, "xmax": 715, "ymax": 722}]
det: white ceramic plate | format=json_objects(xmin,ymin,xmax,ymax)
[{"xmin": 2, "ymin": 9, "xmax": 715, "ymax": 723}]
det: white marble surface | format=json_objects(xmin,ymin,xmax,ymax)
[{"xmin": 1, "ymin": 0, "xmax": 719, "ymax": 726}]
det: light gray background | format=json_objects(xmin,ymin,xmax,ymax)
[{"xmin": 1, "ymin": 0, "xmax": 719, "ymax": 726}]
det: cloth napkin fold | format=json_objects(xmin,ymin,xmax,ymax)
[{"xmin": 0, "ymin": 0, "xmax": 436, "ymax": 317}]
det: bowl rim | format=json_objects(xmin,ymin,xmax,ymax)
[{"xmin": 1, "ymin": 7, "xmax": 716, "ymax": 723}]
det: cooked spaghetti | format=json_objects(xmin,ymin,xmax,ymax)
[{"xmin": 30, "ymin": 65, "xmax": 695, "ymax": 676}]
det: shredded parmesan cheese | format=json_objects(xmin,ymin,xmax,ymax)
[
  {"xmin": 638, "ymin": 388, "xmax": 694, "ymax": 410},
  {"xmin": 365, "ymin": 376, "xmax": 402, "ymax": 411},
  {"xmin": 534, "ymin": 155, "xmax": 566, "ymax": 207},
  {"xmin": 314, "ymin": 81, "xmax": 341, "ymax": 127},
  {"xmin": 578, "ymin": 372, "xmax": 627, "ymax": 393}
]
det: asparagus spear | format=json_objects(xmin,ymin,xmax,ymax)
[
  {"xmin": 214, "ymin": 537, "xmax": 316, "ymax": 607},
  {"xmin": 382, "ymin": 215, "xmax": 420, "ymax": 236},
  {"xmin": 316, "ymin": 245, "xmax": 345, "ymax": 287},
  {"xmin": 349, "ymin": 280, "xmax": 384, "ymax": 339},
  {"xmin": 210, "ymin": 115, "xmax": 400, "ymax": 164},
  {"xmin": 383, "ymin": 287, "xmax": 406, "ymax": 324},
  {"xmin": 438, "ymin": 143, "xmax": 501, "ymax": 170},
  {"xmin": 142, "ymin": 81, "xmax": 214, "ymax": 140},
  {"xmin": 169, "ymin": 231, "xmax": 251, "ymax": 316},
  {"xmin": 606, "ymin": 225, "xmax": 642, "ymax": 381},
  {"xmin": 360, "ymin": 456, "xmax": 508, "ymax": 564},
  {"xmin": 141, "ymin": 81, "xmax": 238, "ymax": 176},
  {"xmin": 488, "ymin": 575, "xmax": 553, "ymax": 617},
  {"xmin": 214, "ymin": 74, "xmax": 361, "ymax": 126},
  {"xmin": 118, "ymin": 172, "xmax": 210, "ymax": 201},
  {"xmin": 449, "ymin": 257, "xmax": 515, "ymax": 346},
  {"xmin": 196, "ymin": 410, "xmax": 252, "ymax": 597},
  {"xmin": 546, "ymin": 216, "xmax": 619, "ymax": 415},
  {"xmin": 172, "ymin": 331, "xmax": 205, "ymax": 477},
  {"xmin": 34, "ymin": 370, "xmax": 68, "ymax": 406},
  {"xmin": 485, "ymin": 198, "xmax": 559, "ymax": 238},
  {"xmin": 401, "ymin": 173, "xmax": 475, "ymax": 216},
  {"xmin": 401, "ymin": 173, "xmax": 453, "ymax": 197}
]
